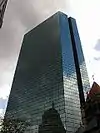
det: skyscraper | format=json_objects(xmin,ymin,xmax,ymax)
[
  {"xmin": 5, "ymin": 12, "xmax": 90, "ymax": 133},
  {"xmin": 0, "ymin": 0, "xmax": 8, "ymax": 28}
]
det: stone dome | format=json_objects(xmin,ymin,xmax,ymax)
[{"xmin": 38, "ymin": 103, "xmax": 66, "ymax": 133}]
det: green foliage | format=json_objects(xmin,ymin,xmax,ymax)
[{"xmin": 0, "ymin": 118, "xmax": 30, "ymax": 133}]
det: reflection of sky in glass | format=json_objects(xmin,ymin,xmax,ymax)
[
  {"xmin": 59, "ymin": 13, "xmax": 81, "ymax": 132},
  {"xmin": 70, "ymin": 18, "xmax": 90, "ymax": 99},
  {"xmin": 5, "ymin": 12, "xmax": 90, "ymax": 133},
  {"xmin": 5, "ymin": 13, "xmax": 66, "ymax": 132}
]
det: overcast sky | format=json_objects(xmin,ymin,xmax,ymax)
[{"xmin": 0, "ymin": 0, "xmax": 100, "ymax": 116}]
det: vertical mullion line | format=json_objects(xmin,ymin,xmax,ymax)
[{"xmin": 68, "ymin": 17, "xmax": 85, "ymax": 107}]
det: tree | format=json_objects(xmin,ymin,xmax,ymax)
[
  {"xmin": 0, "ymin": 116, "xmax": 3, "ymax": 132},
  {"xmin": 0, "ymin": 117, "xmax": 30, "ymax": 133}
]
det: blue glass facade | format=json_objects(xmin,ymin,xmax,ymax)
[
  {"xmin": 5, "ymin": 12, "xmax": 90, "ymax": 133},
  {"xmin": 68, "ymin": 17, "xmax": 90, "ymax": 101},
  {"xmin": 59, "ymin": 13, "xmax": 82, "ymax": 133}
]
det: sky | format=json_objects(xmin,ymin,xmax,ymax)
[{"xmin": 0, "ymin": 0, "xmax": 100, "ymax": 117}]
